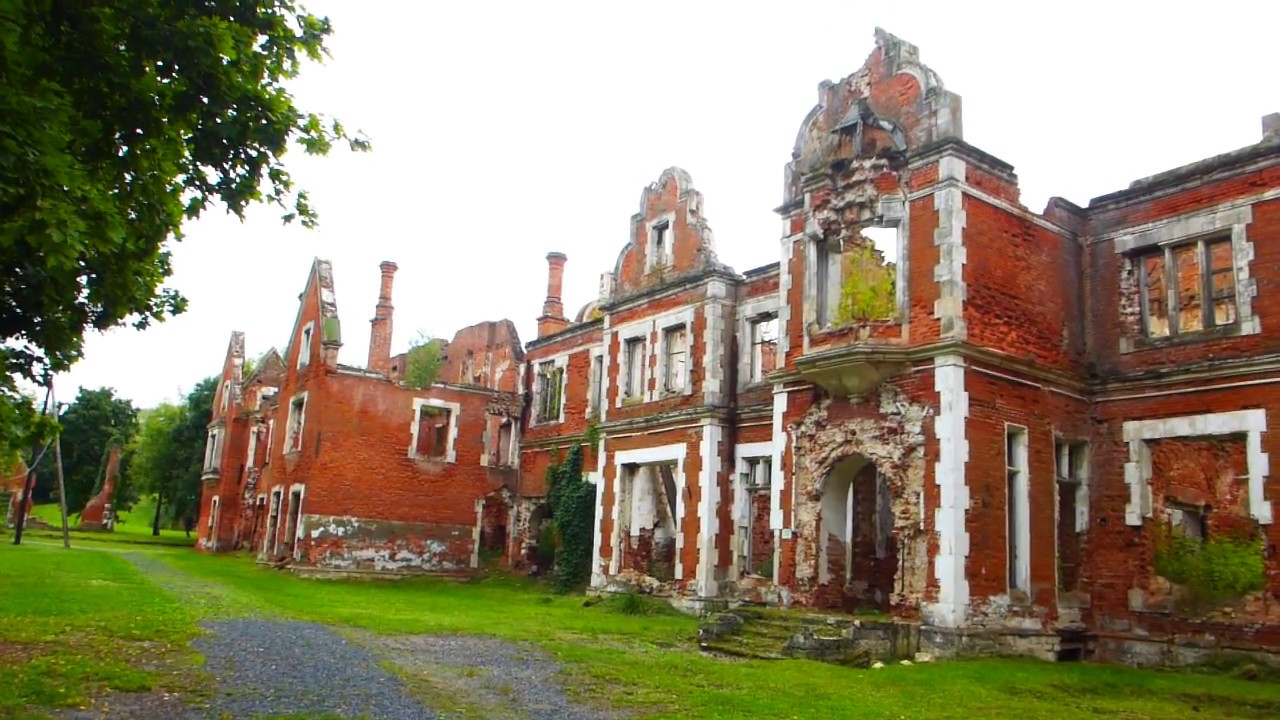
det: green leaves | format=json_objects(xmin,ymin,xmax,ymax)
[
  {"xmin": 0, "ymin": 1, "xmax": 370, "ymax": 460},
  {"xmin": 403, "ymin": 332, "xmax": 445, "ymax": 390},
  {"xmin": 547, "ymin": 445, "xmax": 593, "ymax": 592}
]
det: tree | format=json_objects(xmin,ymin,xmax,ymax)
[
  {"xmin": 126, "ymin": 402, "xmax": 186, "ymax": 530},
  {"xmin": 34, "ymin": 387, "xmax": 136, "ymax": 511},
  {"xmin": 403, "ymin": 331, "xmax": 445, "ymax": 389},
  {"xmin": 0, "ymin": 1, "xmax": 370, "ymax": 461},
  {"xmin": 128, "ymin": 377, "xmax": 216, "ymax": 534}
]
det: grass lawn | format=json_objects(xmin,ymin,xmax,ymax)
[
  {"xmin": 24, "ymin": 501, "xmax": 195, "ymax": 547},
  {"xmin": 162, "ymin": 549, "xmax": 1280, "ymax": 720},
  {"xmin": 0, "ymin": 543, "xmax": 199, "ymax": 719},
  {"xmin": 2, "ymin": 542, "xmax": 1278, "ymax": 719}
]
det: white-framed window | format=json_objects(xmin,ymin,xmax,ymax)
[
  {"xmin": 1136, "ymin": 234, "xmax": 1236, "ymax": 338},
  {"xmin": 203, "ymin": 428, "xmax": 223, "ymax": 473},
  {"xmin": 661, "ymin": 325, "xmax": 687, "ymax": 394},
  {"xmin": 1005, "ymin": 425, "xmax": 1030, "ymax": 596},
  {"xmin": 246, "ymin": 425, "xmax": 260, "ymax": 469},
  {"xmin": 749, "ymin": 314, "xmax": 778, "ymax": 383},
  {"xmin": 587, "ymin": 353, "xmax": 604, "ymax": 419},
  {"xmin": 623, "ymin": 337, "xmax": 645, "ymax": 399},
  {"xmin": 1054, "ymin": 438, "xmax": 1089, "ymax": 594},
  {"xmin": 535, "ymin": 360, "xmax": 564, "ymax": 423},
  {"xmin": 496, "ymin": 419, "xmax": 514, "ymax": 467},
  {"xmin": 745, "ymin": 456, "xmax": 772, "ymax": 489},
  {"xmin": 208, "ymin": 495, "xmax": 220, "ymax": 529},
  {"xmin": 220, "ymin": 380, "xmax": 231, "ymax": 413},
  {"xmin": 285, "ymin": 392, "xmax": 307, "ymax": 454},
  {"xmin": 297, "ymin": 321, "xmax": 314, "ymax": 368},
  {"xmin": 265, "ymin": 419, "xmax": 276, "ymax": 463},
  {"xmin": 647, "ymin": 218, "xmax": 673, "ymax": 271},
  {"xmin": 410, "ymin": 398, "xmax": 460, "ymax": 463},
  {"xmin": 814, "ymin": 237, "xmax": 831, "ymax": 326}
]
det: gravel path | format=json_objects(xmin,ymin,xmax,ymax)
[
  {"xmin": 44, "ymin": 545, "xmax": 611, "ymax": 720},
  {"xmin": 194, "ymin": 619, "xmax": 435, "ymax": 719},
  {"xmin": 371, "ymin": 634, "xmax": 617, "ymax": 720}
]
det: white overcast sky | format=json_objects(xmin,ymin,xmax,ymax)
[{"xmin": 55, "ymin": 0, "xmax": 1279, "ymax": 408}]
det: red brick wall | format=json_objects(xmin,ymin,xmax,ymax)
[
  {"xmin": 613, "ymin": 170, "xmax": 713, "ymax": 297},
  {"xmin": 1089, "ymin": 193, "xmax": 1280, "ymax": 376},
  {"xmin": 1090, "ymin": 381, "xmax": 1280, "ymax": 641},
  {"xmin": 907, "ymin": 191, "xmax": 942, "ymax": 343},
  {"xmin": 963, "ymin": 197, "xmax": 1084, "ymax": 373},
  {"xmin": 964, "ymin": 364, "xmax": 1091, "ymax": 620}
]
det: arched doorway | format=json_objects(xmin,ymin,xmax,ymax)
[{"xmin": 816, "ymin": 454, "xmax": 896, "ymax": 611}]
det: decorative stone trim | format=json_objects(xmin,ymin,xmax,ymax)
[{"xmin": 1122, "ymin": 408, "xmax": 1272, "ymax": 525}]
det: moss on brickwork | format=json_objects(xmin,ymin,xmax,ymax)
[{"xmin": 322, "ymin": 316, "xmax": 341, "ymax": 342}]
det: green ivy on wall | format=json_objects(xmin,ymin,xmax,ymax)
[{"xmin": 546, "ymin": 443, "xmax": 594, "ymax": 592}]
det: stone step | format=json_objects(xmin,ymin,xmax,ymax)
[{"xmin": 699, "ymin": 635, "xmax": 788, "ymax": 661}]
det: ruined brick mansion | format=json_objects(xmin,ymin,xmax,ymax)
[{"xmin": 198, "ymin": 29, "xmax": 1280, "ymax": 665}]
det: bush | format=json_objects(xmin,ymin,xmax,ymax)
[
  {"xmin": 1153, "ymin": 528, "xmax": 1266, "ymax": 612},
  {"xmin": 601, "ymin": 589, "xmax": 681, "ymax": 617}
]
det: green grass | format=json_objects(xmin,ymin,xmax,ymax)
[
  {"xmin": 3, "ymin": 542, "xmax": 1279, "ymax": 719},
  {"xmin": 0, "ymin": 543, "xmax": 200, "ymax": 717},
  {"xmin": 160, "ymin": 550, "xmax": 1280, "ymax": 720},
  {"xmin": 24, "ymin": 501, "xmax": 194, "ymax": 547}
]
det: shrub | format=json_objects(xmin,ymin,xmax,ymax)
[
  {"xmin": 835, "ymin": 244, "xmax": 895, "ymax": 324},
  {"xmin": 1153, "ymin": 527, "xmax": 1266, "ymax": 612}
]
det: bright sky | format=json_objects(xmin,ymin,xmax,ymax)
[{"xmin": 56, "ymin": 0, "xmax": 1279, "ymax": 408}]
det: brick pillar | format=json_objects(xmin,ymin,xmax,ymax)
[
  {"xmin": 367, "ymin": 261, "xmax": 398, "ymax": 375},
  {"xmin": 537, "ymin": 252, "xmax": 569, "ymax": 338}
]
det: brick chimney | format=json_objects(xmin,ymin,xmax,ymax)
[
  {"xmin": 537, "ymin": 252, "xmax": 569, "ymax": 338},
  {"xmin": 367, "ymin": 261, "xmax": 397, "ymax": 375}
]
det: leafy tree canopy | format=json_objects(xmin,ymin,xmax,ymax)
[
  {"xmin": 34, "ymin": 386, "xmax": 137, "ymax": 510},
  {"xmin": 403, "ymin": 331, "xmax": 445, "ymax": 390},
  {"xmin": 0, "ymin": 0, "xmax": 369, "ymax": 459}
]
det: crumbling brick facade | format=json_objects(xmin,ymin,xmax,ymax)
[
  {"xmin": 196, "ymin": 259, "xmax": 524, "ymax": 576},
  {"xmin": 193, "ymin": 28, "xmax": 1279, "ymax": 666},
  {"xmin": 519, "ymin": 28, "xmax": 1280, "ymax": 665}
]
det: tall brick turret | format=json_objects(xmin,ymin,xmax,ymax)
[
  {"xmin": 368, "ymin": 261, "xmax": 398, "ymax": 375},
  {"xmin": 537, "ymin": 252, "xmax": 569, "ymax": 338}
]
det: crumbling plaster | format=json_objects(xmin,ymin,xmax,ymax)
[{"xmin": 789, "ymin": 383, "xmax": 930, "ymax": 611}]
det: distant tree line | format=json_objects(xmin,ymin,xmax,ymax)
[{"xmin": 28, "ymin": 377, "xmax": 217, "ymax": 534}]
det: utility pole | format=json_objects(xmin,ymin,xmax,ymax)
[
  {"xmin": 12, "ymin": 383, "xmax": 54, "ymax": 546},
  {"xmin": 54, "ymin": 430, "xmax": 70, "ymax": 543},
  {"xmin": 48, "ymin": 381, "xmax": 71, "ymax": 548}
]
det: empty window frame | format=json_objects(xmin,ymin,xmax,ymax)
[
  {"xmin": 749, "ymin": 314, "xmax": 779, "ymax": 382},
  {"xmin": 220, "ymin": 380, "xmax": 231, "ymax": 412},
  {"xmin": 297, "ymin": 323, "xmax": 314, "ymax": 368},
  {"xmin": 624, "ymin": 337, "xmax": 645, "ymax": 399},
  {"xmin": 1005, "ymin": 425, "xmax": 1030, "ymax": 596},
  {"xmin": 415, "ymin": 405, "xmax": 451, "ymax": 459},
  {"xmin": 1054, "ymin": 439, "xmax": 1088, "ymax": 593},
  {"xmin": 814, "ymin": 238, "xmax": 831, "ymax": 326},
  {"xmin": 203, "ymin": 429, "xmax": 222, "ymax": 472},
  {"xmin": 745, "ymin": 456, "xmax": 772, "ymax": 488},
  {"xmin": 1138, "ymin": 235, "xmax": 1236, "ymax": 338},
  {"xmin": 587, "ymin": 354, "xmax": 604, "ymax": 418},
  {"xmin": 496, "ymin": 420, "xmax": 514, "ymax": 467},
  {"xmin": 663, "ymin": 325, "xmax": 687, "ymax": 393},
  {"xmin": 285, "ymin": 394, "xmax": 306, "ymax": 453},
  {"xmin": 535, "ymin": 360, "xmax": 563, "ymax": 423},
  {"xmin": 650, "ymin": 220, "xmax": 672, "ymax": 269}
]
